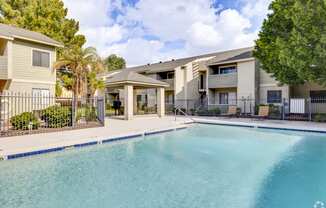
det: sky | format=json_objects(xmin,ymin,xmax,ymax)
[{"xmin": 63, "ymin": 0, "xmax": 272, "ymax": 67}]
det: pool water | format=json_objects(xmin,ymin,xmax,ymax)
[{"xmin": 0, "ymin": 124, "xmax": 326, "ymax": 208}]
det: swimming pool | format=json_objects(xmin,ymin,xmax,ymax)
[{"xmin": 0, "ymin": 124, "xmax": 325, "ymax": 208}]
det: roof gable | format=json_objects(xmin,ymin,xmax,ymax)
[
  {"xmin": 0, "ymin": 23, "xmax": 63, "ymax": 47},
  {"xmin": 105, "ymin": 71, "xmax": 169, "ymax": 87}
]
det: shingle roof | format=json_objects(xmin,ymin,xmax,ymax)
[
  {"xmin": 207, "ymin": 47, "xmax": 254, "ymax": 66},
  {"xmin": 105, "ymin": 71, "xmax": 169, "ymax": 87},
  {"xmin": 121, "ymin": 47, "xmax": 254, "ymax": 74},
  {"xmin": 0, "ymin": 23, "xmax": 63, "ymax": 47}
]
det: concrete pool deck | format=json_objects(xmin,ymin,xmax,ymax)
[
  {"xmin": 0, "ymin": 116, "xmax": 191, "ymax": 159},
  {"xmin": 1, "ymin": 116, "xmax": 326, "ymax": 159}
]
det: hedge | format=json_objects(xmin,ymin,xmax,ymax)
[{"xmin": 10, "ymin": 112, "xmax": 39, "ymax": 130}]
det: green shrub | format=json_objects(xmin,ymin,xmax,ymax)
[
  {"xmin": 10, "ymin": 112, "xmax": 39, "ymax": 130},
  {"xmin": 313, "ymin": 114, "xmax": 326, "ymax": 122},
  {"xmin": 42, "ymin": 106, "xmax": 72, "ymax": 128},
  {"xmin": 208, "ymin": 108, "xmax": 221, "ymax": 116},
  {"xmin": 77, "ymin": 107, "xmax": 98, "ymax": 122},
  {"xmin": 85, "ymin": 107, "xmax": 97, "ymax": 121},
  {"xmin": 196, "ymin": 108, "xmax": 208, "ymax": 116},
  {"xmin": 196, "ymin": 107, "xmax": 220, "ymax": 116}
]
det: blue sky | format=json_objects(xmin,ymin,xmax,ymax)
[{"xmin": 63, "ymin": 0, "xmax": 271, "ymax": 66}]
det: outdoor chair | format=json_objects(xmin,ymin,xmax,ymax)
[
  {"xmin": 221, "ymin": 106, "xmax": 238, "ymax": 118},
  {"xmin": 252, "ymin": 106, "xmax": 269, "ymax": 120}
]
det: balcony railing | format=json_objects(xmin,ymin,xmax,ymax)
[
  {"xmin": 0, "ymin": 56, "xmax": 8, "ymax": 79},
  {"xmin": 208, "ymin": 73, "xmax": 237, "ymax": 88}
]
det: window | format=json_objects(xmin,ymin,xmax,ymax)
[
  {"xmin": 219, "ymin": 66, "xmax": 237, "ymax": 74},
  {"xmin": 158, "ymin": 71, "xmax": 174, "ymax": 79},
  {"xmin": 310, "ymin": 90, "xmax": 326, "ymax": 103},
  {"xmin": 32, "ymin": 50, "xmax": 50, "ymax": 67},
  {"xmin": 219, "ymin": 93, "xmax": 229, "ymax": 104},
  {"xmin": 211, "ymin": 65, "xmax": 237, "ymax": 75},
  {"xmin": 167, "ymin": 72, "xmax": 174, "ymax": 79},
  {"xmin": 267, "ymin": 90, "xmax": 282, "ymax": 103}
]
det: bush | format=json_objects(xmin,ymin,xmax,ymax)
[
  {"xmin": 10, "ymin": 112, "xmax": 39, "ymax": 130},
  {"xmin": 313, "ymin": 114, "xmax": 326, "ymax": 122},
  {"xmin": 208, "ymin": 108, "xmax": 221, "ymax": 116},
  {"xmin": 42, "ymin": 106, "xmax": 72, "ymax": 128},
  {"xmin": 196, "ymin": 108, "xmax": 208, "ymax": 116},
  {"xmin": 77, "ymin": 107, "xmax": 98, "ymax": 122},
  {"xmin": 85, "ymin": 107, "xmax": 97, "ymax": 121},
  {"xmin": 196, "ymin": 107, "xmax": 221, "ymax": 116}
]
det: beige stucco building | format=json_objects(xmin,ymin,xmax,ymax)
[
  {"xmin": 103, "ymin": 47, "xmax": 326, "ymax": 115},
  {"xmin": 0, "ymin": 23, "xmax": 63, "ymax": 96}
]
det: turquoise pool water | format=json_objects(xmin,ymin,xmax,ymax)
[{"xmin": 0, "ymin": 124, "xmax": 326, "ymax": 208}]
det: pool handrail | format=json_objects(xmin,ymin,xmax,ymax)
[{"xmin": 174, "ymin": 106, "xmax": 196, "ymax": 122}]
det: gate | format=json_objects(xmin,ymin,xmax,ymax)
[{"xmin": 97, "ymin": 97, "xmax": 105, "ymax": 125}]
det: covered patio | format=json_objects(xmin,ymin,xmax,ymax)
[{"xmin": 105, "ymin": 71, "xmax": 169, "ymax": 120}]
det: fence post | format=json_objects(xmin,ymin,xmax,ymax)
[
  {"xmin": 282, "ymin": 98, "xmax": 285, "ymax": 120},
  {"xmin": 97, "ymin": 96, "xmax": 105, "ymax": 126},
  {"xmin": 308, "ymin": 97, "xmax": 312, "ymax": 121},
  {"xmin": 249, "ymin": 97, "xmax": 252, "ymax": 115},
  {"xmin": 243, "ymin": 97, "xmax": 246, "ymax": 116},
  {"xmin": 71, "ymin": 96, "xmax": 75, "ymax": 127}
]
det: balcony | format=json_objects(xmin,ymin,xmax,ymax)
[
  {"xmin": 0, "ymin": 56, "xmax": 8, "ymax": 79},
  {"xmin": 208, "ymin": 73, "xmax": 237, "ymax": 88},
  {"xmin": 159, "ymin": 78, "xmax": 174, "ymax": 91}
]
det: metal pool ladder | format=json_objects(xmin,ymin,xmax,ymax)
[{"xmin": 174, "ymin": 106, "xmax": 196, "ymax": 123}]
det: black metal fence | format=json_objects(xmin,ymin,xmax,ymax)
[
  {"xmin": 0, "ymin": 92, "xmax": 105, "ymax": 137},
  {"xmin": 167, "ymin": 97, "xmax": 326, "ymax": 122}
]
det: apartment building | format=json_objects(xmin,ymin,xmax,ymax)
[
  {"xmin": 103, "ymin": 47, "xmax": 326, "ymax": 114},
  {"xmin": 0, "ymin": 23, "xmax": 63, "ymax": 96}
]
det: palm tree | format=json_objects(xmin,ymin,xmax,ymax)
[
  {"xmin": 55, "ymin": 46, "xmax": 103, "ymax": 124},
  {"xmin": 87, "ymin": 70, "xmax": 105, "ymax": 97}
]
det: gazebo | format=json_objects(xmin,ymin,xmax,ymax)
[{"xmin": 105, "ymin": 71, "xmax": 169, "ymax": 120}]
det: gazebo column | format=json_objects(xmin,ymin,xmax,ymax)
[
  {"xmin": 157, "ymin": 87, "xmax": 165, "ymax": 117},
  {"xmin": 124, "ymin": 85, "xmax": 134, "ymax": 120}
]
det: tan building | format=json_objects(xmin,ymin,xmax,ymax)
[
  {"xmin": 103, "ymin": 47, "xmax": 326, "ymax": 115},
  {"xmin": 0, "ymin": 23, "xmax": 63, "ymax": 96}
]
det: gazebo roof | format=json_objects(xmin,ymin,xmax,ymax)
[{"xmin": 105, "ymin": 70, "xmax": 169, "ymax": 88}]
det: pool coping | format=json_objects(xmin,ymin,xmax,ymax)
[
  {"xmin": 1, "ymin": 118, "xmax": 326, "ymax": 161},
  {"xmin": 192, "ymin": 118, "xmax": 326, "ymax": 134},
  {"xmin": 0, "ymin": 125, "xmax": 188, "ymax": 161}
]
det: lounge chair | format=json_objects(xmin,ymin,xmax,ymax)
[
  {"xmin": 252, "ymin": 105, "xmax": 269, "ymax": 120},
  {"xmin": 221, "ymin": 106, "xmax": 238, "ymax": 117}
]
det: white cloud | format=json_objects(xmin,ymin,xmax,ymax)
[
  {"xmin": 104, "ymin": 38, "xmax": 186, "ymax": 66},
  {"xmin": 63, "ymin": 0, "xmax": 113, "ymax": 27},
  {"xmin": 82, "ymin": 24, "xmax": 125, "ymax": 55},
  {"xmin": 63, "ymin": 0, "xmax": 124, "ymax": 54},
  {"xmin": 240, "ymin": 0, "xmax": 272, "ymax": 21},
  {"xmin": 63, "ymin": 0, "xmax": 271, "ymax": 66}
]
